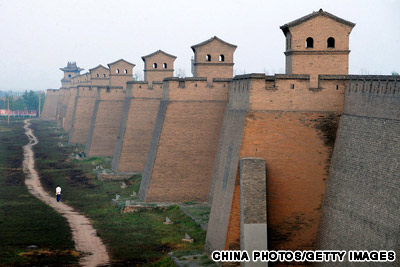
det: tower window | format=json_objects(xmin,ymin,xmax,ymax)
[
  {"xmin": 96, "ymin": 74, "xmax": 99, "ymax": 78},
  {"xmin": 124, "ymin": 69, "xmax": 128, "ymax": 74},
  {"xmin": 219, "ymin": 54, "xmax": 225, "ymax": 62},
  {"xmin": 327, "ymin": 37, "xmax": 335, "ymax": 48},
  {"xmin": 153, "ymin": 63, "xmax": 158, "ymax": 69},
  {"xmin": 163, "ymin": 63, "xmax": 167, "ymax": 69},
  {"xmin": 336, "ymin": 85, "xmax": 339, "ymax": 90},
  {"xmin": 68, "ymin": 74, "xmax": 71, "ymax": 78},
  {"xmin": 206, "ymin": 54, "xmax": 211, "ymax": 61},
  {"xmin": 116, "ymin": 69, "xmax": 120, "ymax": 74},
  {"xmin": 306, "ymin": 37, "xmax": 314, "ymax": 48},
  {"xmin": 103, "ymin": 74, "xmax": 106, "ymax": 78},
  {"xmin": 290, "ymin": 84, "xmax": 295, "ymax": 89}
]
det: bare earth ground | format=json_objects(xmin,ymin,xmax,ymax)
[{"xmin": 22, "ymin": 119, "xmax": 110, "ymax": 267}]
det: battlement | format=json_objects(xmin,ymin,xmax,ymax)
[
  {"xmin": 345, "ymin": 75, "xmax": 400, "ymax": 94},
  {"xmin": 162, "ymin": 77, "xmax": 229, "ymax": 101},
  {"xmin": 126, "ymin": 81, "xmax": 163, "ymax": 98},
  {"xmin": 46, "ymin": 89, "xmax": 59, "ymax": 95},
  {"xmin": 96, "ymin": 87, "xmax": 126, "ymax": 100},
  {"xmin": 76, "ymin": 85, "xmax": 97, "ymax": 97},
  {"xmin": 344, "ymin": 75, "xmax": 400, "ymax": 120},
  {"xmin": 228, "ymin": 73, "xmax": 345, "ymax": 112}
]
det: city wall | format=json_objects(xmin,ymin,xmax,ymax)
[
  {"xmin": 112, "ymin": 81, "xmax": 164, "ymax": 173},
  {"xmin": 207, "ymin": 74, "xmax": 345, "ymax": 258},
  {"xmin": 85, "ymin": 87, "xmax": 126, "ymax": 157},
  {"xmin": 62, "ymin": 87, "xmax": 77, "ymax": 132},
  {"xmin": 317, "ymin": 76, "xmax": 400, "ymax": 266},
  {"xmin": 139, "ymin": 78, "xmax": 230, "ymax": 202},
  {"xmin": 68, "ymin": 85, "xmax": 98, "ymax": 144},
  {"xmin": 41, "ymin": 89, "xmax": 59, "ymax": 120}
]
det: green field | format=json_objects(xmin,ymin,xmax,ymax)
[
  {"xmin": 0, "ymin": 119, "xmax": 78, "ymax": 266},
  {"xmin": 30, "ymin": 120, "xmax": 208, "ymax": 266}
]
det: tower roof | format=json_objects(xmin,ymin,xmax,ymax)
[
  {"xmin": 280, "ymin": 9, "xmax": 356, "ymax": 35},
  {"xmin": 89, "ymin": 64, "xmax": 109, "ymax": 72},
  {"xmin": 191, "ymin": 36, "xmax": 237, "ymax": 52},
  {"xmin": 107, "ymin": 58, "xmax": 135, "ymax": 68},
  {"xmin": 141, "ymin": 50, "xmax": 177, "ymax": 62},
  {"xmin": 60, "ymin": 61, "xmax": 84, "ymax": 72}
]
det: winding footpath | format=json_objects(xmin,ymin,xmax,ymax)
[{"xmin": 22, "ymin": 119, "xmax": 110, "ymax": 267}]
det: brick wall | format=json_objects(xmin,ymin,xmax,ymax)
[
  {"xmin": 63, "ymin": 88, "xmax": 77, "ymax": 132},
  {"xmin": 317, "ymin": 76, "xmax": 400, "ymax": 266},
  {"xmin": 206, "ymin": 108, "xmax": 247, "ymax": 252},
  {"xmin": 112, "ymin": 82, "xmax": 163, "ymax": 172},
  {"xmin": 207, "ymin": 74, "xmax": 341, "ymax": 259},
  {"xmin": 68, "ymin": 86, "xmax": 97, "ymax": 144},
  {"xmin": 85, "ymin": 88, "xmax": 126, "ymax": 157},
  {"xmin": 41, "ymin": 89, "xmax": 59, "ymax": 120},
  {"xmin": 141, "ymin": 100, "xmax": 227, "ymax": 202}
]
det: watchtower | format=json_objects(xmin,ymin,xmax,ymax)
[
  {"xmin": 191, "ymin": 36, "xmax": 237, "ymax": 82},
  {"xmin": 280, "ymin": 9, "xmax": 355, "ymax": 88},
  {"xmin": 142, "ymin": 50, "xmax": 176, "ymax": 84},
  {"xmin": 60, "ymin": 62, "xmax": 84, "ymax": 88},
  {"xmin": 89, "ymin": 65, "xmax": 110, "ymax": 87},
  {"xmin": 107, "ymin": 59, "xmax": 135, "ymax": 89}
]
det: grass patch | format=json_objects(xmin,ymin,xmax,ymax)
[
  {"xmin": 32, "ymin": 120, "xmax": 207, "ymax": 266},
  {"xmin": 0, "ymin": 119, "xmax": 78, "ymax": 266}
]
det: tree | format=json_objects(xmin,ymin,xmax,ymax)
[{"xmin": 392, "ymin": 71, "xmax": 399, "ymax": 76}]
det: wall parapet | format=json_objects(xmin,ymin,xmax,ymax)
[
  {"xmin": 344, "ymin": 75, "xmax": 400, "ymax": 120},
  {"xmin": 162, "ymin": 78, "xmax": 229, "ymax": 101}
]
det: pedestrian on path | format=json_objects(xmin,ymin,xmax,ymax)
[{"xmin": 56, "ymin": 185, "xmax": 61, "ymax": 202}]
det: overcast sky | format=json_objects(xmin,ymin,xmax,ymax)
[{"xmin": 0, "ymin": 0, "xmax": 399, "ymax": 91}]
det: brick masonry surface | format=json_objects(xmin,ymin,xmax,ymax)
[
  {"xmin": 317, "ymin": 78, "xmax": 400, "ymax": 266},
  {"xmin": 41, "ymin": 90, "xmax": 59, "ymax": 120}
]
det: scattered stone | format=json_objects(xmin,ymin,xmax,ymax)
[
  {"xmin": 182, "ymin": 233, "xmax": 193, "ymax": 243},
  {"xmin": 27, "ymin": 245, "xmax": 38, "ymax": 250},
  {"xmin": 75, "ymin": 155, "xmax": 80, "ymax": 159},
  {"xmin": 120, "ymin": 182, "xmax": 127, "ymax": 189},
  {"xmin": 115, "ymin": 194, "xmax": 120, "ymax": 200},
  {"xmin": 163, "ymin": 216, "xmax": 173, "ymax": 225},
  {"xmin": 126, "ymin": 200, "xmax": 133, "ymax": 206},
  {"xmin": 102, "ymin": 169, "xmax": 107, "ymax": 175},
  {"xmin": 131, "ymin": 191, "xmax": 137, "ymax": 197},
  {"xmin": 91, "ymin": 161, "xmax": 96, "ymax": 166},
  {"xmin": 99, "ymin": 165, "xmax": 104, "ymax": 169}
]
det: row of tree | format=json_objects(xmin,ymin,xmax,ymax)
[{"xmin": 0, "ymin": 90, "xmax": 45, "ymax": 111}]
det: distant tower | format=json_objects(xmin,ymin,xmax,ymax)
[
  {"xmin": 191, "ymin": 36, "xmax": 237, "ymax": 82},
  {"xmin": 142, "ymin": 50, "xmax": 176, "ymax": 84},
  {"xmin": 280, "ymin": 9, "xmax": 355, "ymax": 87},
  {"xmin": 60, "ymin": 62, "xmax": 84, "ymax": 88}
]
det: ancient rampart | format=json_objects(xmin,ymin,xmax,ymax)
[
  {"xmin": 41, "ymin": 89, "xmax": 59, "ymax": 121},
  {"xmin": 317, "ymin": 76, "xmax": 400, "ymax": 266}
]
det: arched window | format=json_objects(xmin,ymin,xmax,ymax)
[
  {"xmin": 206, "ymin": 54, "xmax": 211, "ymax": 61},
  {"xmin": 116, "ymin": 69, "xmax": 120, "ymax": 74},
  {"xmin": 124, "ymin": 69, "xmax": 128, "ymax": 74},
  {"xmin": 163, "ymin": 63, "xmax": 167, "ymax": 69},
  {"xmin": 327, "ymin": 37, "xmax": 335, "ymax": 48},
  {"xmin": 103, "ymin": 74, "xmax": 106, "ymax": 78},
  {"xmin": 219, "ymin": 54, "xmax": 225, "ymax": 62},
  {"xmin": 68, "ymin": 74, "xmax": 71, "ymax": 78},
  {"xmin": 153, "ymin": 63, "xmax": 157, "ymax": 69},
  {"xmin": 306, "ymin": 37, "xmax": 314, "ymax": 48}
]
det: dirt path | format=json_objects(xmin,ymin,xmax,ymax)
[{"xmin": 22, "ymin": 119, "xmax": 110, "ymax": 267}]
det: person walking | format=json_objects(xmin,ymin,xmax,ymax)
[{"xmin": 56, "ymin": 185, "xmax": 61, "ymax": 202}]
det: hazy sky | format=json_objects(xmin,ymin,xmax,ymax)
[{"xmin": 0, "ymin": 0, "xmax": 399, "ymax": 91}]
